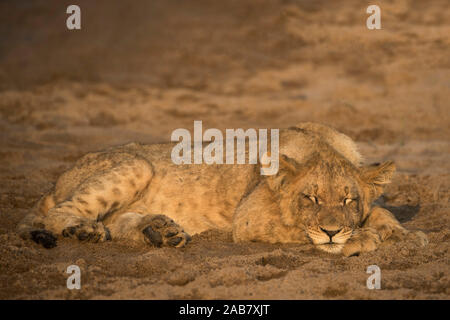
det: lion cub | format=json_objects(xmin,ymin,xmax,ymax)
[{"xmin": 17, "ymin": 122, "xmax": 427, "ymax": 256}]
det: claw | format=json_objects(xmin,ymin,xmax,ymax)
[{"xmin": 167, "ymin": 236, "xmax": 183, "ymax": 247}]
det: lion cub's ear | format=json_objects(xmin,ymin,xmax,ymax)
[
  {"xmin": 265, "ymin": 154, "xmax": 300, "ymax": 191},
  {"xmin": 360, "ymin": 161, "xmax": 396, "ymax": 200}
]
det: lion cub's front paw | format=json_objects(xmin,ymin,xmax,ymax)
[
  {"xmin": 62, "ymin": 222, "xmax": 111, "ymax": 242},
  {"xmin": 407, "ymin": 230, "xmax": 428, "ymax": 247},
  {"xmin": 142, "ymin": 215, "xmax": 191, "ymax": 248},
  {"xmin": 341, "ymin": 228, "xmax": 381, "ymax": 257}
]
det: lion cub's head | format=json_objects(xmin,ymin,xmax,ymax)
[{"xmin": 266, "ymin": 146, "xmax": 396, "ymax": 254}]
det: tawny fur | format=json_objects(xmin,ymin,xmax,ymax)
[{"xmin": 17, "ymin": 122, "xmax": 427, "ymax": 255}]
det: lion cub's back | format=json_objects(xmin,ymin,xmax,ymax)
[{"xmin": 137, "ymin": 144, "xmax": 260, "ymax": 235}]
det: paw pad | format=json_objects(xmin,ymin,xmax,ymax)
[
  {"xmin": 62, "ymin": 223, "xmax": 111, "ymax": 243},
  {"xmin": 142, "ymin": 215, "xmax": 191, "ymax": 248},
  {"xmin": 30, "ymin": 230, "xmax": 57, "ymax": 249}
]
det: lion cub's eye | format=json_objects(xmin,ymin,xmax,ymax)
[
  {"xmin": 343, "ymin": 198, "xmax": 354, "ymax": 206},
  {"xmin": 304, "ymin": 194, "xmax": 319, "ymax": 204}
]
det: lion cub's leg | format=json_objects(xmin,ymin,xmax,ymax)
[
  {"xmin": 107, "ymin": 212, "xmax": 191, "ymax": 248},
  {"xmin": 342, "ymin": 207, "xmax": 428, "ymax": 257},
  {"xmin": 44, "ymin": 159, "xmax": 153, "ymax": 243},
  {"xmin": 45, "ymin": 207, "xmax": 111, "ymax": 243}
]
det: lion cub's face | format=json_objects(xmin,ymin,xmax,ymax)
[
  {"xmin": 298, "ymin": 165, "xmax": 363, "ymax": 254},
  {"xmin": 270, "ymin": 154, "xmax": 395, "ymax": 254}
]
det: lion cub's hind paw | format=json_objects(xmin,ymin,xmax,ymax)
[
  {"xmin": 142, "ymin": 215, "xmax": 191, "ymax": 248},
  {"xmin": 30, "ymin": 230, "xmax": 57, "ymax": 249},
  {"xmin": 62, "ymin": 222, "xmax": 111, "ymax": 243}
]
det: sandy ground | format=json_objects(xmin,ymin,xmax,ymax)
[{"xmin": 0, "ymin": 0, "xmax": 449, "ymax": 299}]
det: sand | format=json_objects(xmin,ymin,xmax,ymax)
[{"xmin": 0, "ymin": 0, "xmax": 448, "ymax": 299}]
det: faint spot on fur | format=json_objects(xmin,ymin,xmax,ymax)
[
  {"xmin": 218, "ymin": 210, "xmax": 231, "ymax": 221},
  {"xmin": 78, "ymin": 188, "xmax": 90, "ymax": 196},
  {"xmin": 76, "ymin": 197, "xmax": 88, "ymax": 205},
  {"xmin": 97, "ymin": 197, "xmax": 108, "ymax": 208},
  {"xmin": 110, "ymin": 201, "xmax": 120, "ymax": 210},
  {"xmin": 111, "ymin": 177, "xmax": 122, "ymax": 184},
  {"xmin": 93, "ymin": 182, "xmax": 105, "ymax": 191}
]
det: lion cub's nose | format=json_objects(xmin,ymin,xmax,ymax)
[{"xmin": 320, "ymin": 227, "xmax": 342, "ymax": 239}]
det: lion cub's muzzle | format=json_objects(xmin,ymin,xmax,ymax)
[{"xmin": 306, "ymin": 226, "xmax": 353, "ymax": 254}]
